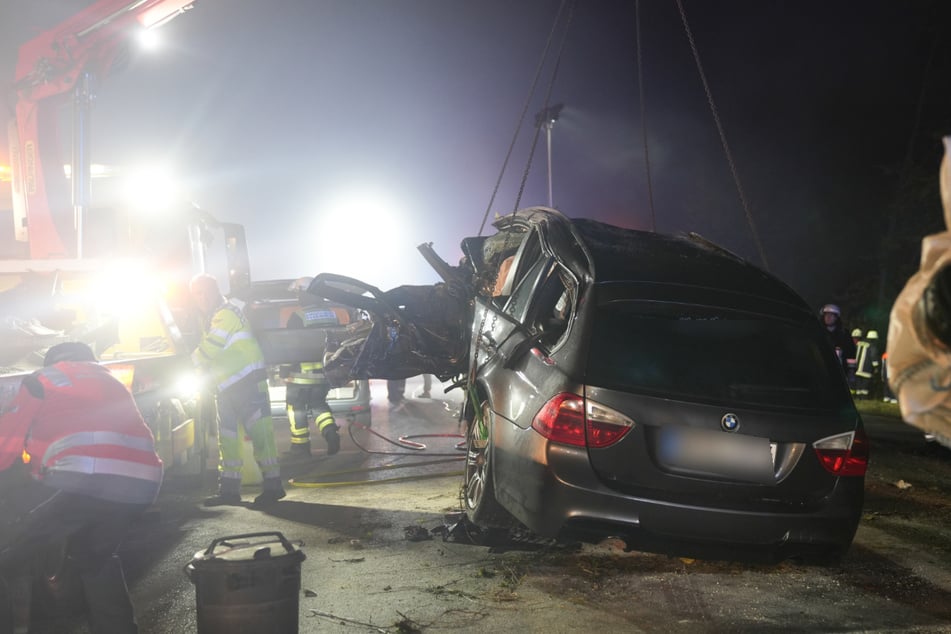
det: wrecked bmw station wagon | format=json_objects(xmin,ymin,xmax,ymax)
[{"xmin": 310, "ymin": 207, "xmax": 869, "ymax": 564}]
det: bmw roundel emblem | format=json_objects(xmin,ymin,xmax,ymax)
[{"xmin": 721, "ymin": 413, "xmax": 740, "ymax": 432}]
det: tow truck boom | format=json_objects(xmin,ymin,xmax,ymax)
[{"xmin": 9, "ymin": 0, "xmax": 196, "ymax": 259}]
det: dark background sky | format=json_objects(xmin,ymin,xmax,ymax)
[{"xmin": 3, "ymin": 0, "xmax": 951, "ymax": 318}]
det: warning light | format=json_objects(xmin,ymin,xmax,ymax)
[{"xmin": 21, "ymin": 449, "xmax": 30, "ymax": 464}]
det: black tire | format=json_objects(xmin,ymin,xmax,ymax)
[{"xmin": 463, "ymin": 401, "xmax": 511, "ymax": 528}]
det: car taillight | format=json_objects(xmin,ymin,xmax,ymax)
[
  {"xmin": 532, "ymin": 393, "xmax": 634, "ymax": 448},
  {"xmin": 533, "ymin": 393, "xmax": 586, "ymax": 446},
  {"xmin": 813, "ymin": 427, "xmax": 869, "ymax": 476}
]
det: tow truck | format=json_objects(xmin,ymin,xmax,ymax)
[{"xmin": 0, "ymin": 0, "xmax": 368, "ymax": 474}]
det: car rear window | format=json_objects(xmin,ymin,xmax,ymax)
[{"xmin": 587, "ymin": 301, "xmax": 852, "ymax": 410}]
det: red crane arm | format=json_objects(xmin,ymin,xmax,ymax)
[
  {"xmin": 9, "ymin": 0, "xmax": 196, "ymax": 259},
  {"xmin": 15, "ymin": 0, "xmax": 195, "ymax": 100}
]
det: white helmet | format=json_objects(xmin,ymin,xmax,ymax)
[
  {"xmin": 867, "ymin": 330, "xmax": 879, "ymax": 340},
  {"xmin": 851, "ymin": 328, "xmax": 863, "ymax": 337},
  {"xmin": 820, "ymin": 304, "xmax": 841, "ymax": 317},
  {"xmin": 288, "ymin": 277, "xmax": 314, "ymax": 293}
]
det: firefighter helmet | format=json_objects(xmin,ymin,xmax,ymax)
[
  {"xmin": 820, "ymin": 304, "xmax": 841, "ymax": 316},
  {"xmin": 288, "ymin": 277, "xmax": 314, "ymax": 293},
  {"xmin": 867, "ymin": 330, "xmax": 879, "ymax": 340},
  {"xmin": 43, "ymin": 341, "xmax": 96, "ymax": 366},
  {"xmin": 851, "ymin": 328, "xmax": 863, "ymax": 337}
]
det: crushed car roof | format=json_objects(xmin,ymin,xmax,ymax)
[
  {"xmin": 486, "ymin": 209, "xmax": 809, "ymax": 319},
  {"xmin": 568, "ymin": 217, "xmax": 810, "ymax": 318}
]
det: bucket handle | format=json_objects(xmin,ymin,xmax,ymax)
[{"xmin": 202, "ymin": 531, "xmax": 297, "ymax": 557}]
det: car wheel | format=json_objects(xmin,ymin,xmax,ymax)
[{"xmin": 464, "ymin": 401, "xmax": 510, "ymax": 528}]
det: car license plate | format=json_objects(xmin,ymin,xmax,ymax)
[{"xmin": 658, "ymin": 426, "xmax": 774, "ymax": 481}]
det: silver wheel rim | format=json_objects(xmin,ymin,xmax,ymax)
[{"xmin": 465, "ymin": 406, "xmax": 489, "ymax": 510}]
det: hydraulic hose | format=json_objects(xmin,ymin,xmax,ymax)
[
  {"xmin": 287, "ymin": 420, "xmax": 466, "ymax": 488},
  {"xmin": 347, "ymin": 421, "xmax": 464, "ymax": 456}
]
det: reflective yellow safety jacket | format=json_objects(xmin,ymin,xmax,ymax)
[{"xmin": 192, "ymin": 298, "xmax": 266, "ymax": 391}]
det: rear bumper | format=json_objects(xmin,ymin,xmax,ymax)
[{"xmin": 495, "ymin": 439, "xmax": 863, "ymax": 555}]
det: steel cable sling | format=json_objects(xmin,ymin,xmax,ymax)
[
  {"xmin": 635, "ymin": 0, "xmax": 657, "ymax": 232},
  {"xmin": 513, "ymin": 0, "xmax": 576, "ymax": 213},
  {"xmin": 674, "ymin": 0, "xmax": 770, "ymax": 272},
  {"xmin": 478, "ymin": 0, "xmax": 573, "ymax": 236}
]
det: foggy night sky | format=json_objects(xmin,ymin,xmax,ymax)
[{"xmin": 2, "ymin": 0, "xmax": 951, "ymax": 311}]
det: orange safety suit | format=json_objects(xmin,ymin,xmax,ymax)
[
  {"xmin": 0, "ymin": 361, "xmax": 163, "ymax": 503},
  {"xmin": 0, "ymin": 359, "xmax": 163, "ymax": 632}
]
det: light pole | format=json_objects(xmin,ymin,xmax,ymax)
[{"xmin": 534, "ymin": 103, "xmax": 563, "ymax": 208}]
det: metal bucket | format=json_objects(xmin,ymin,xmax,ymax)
[{"xmin": 185, "ymin": 532, "xmax": 305, "ymax": 634}]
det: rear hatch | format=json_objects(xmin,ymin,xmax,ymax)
[{"xmin": 582, "ymin": 299, "xmax": 859, "ymax": 510}]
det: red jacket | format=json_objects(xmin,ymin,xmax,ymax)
[{"xmin": 0, "ymin": 361, "xmax": 163, "ymax": 505}]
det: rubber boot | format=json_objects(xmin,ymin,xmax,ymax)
[
  {"xmin": 9, "ymin": 574, "xmax": 30, "ymax": 634},
  {"xmin": 322, "ymin": 424, "xmax": 341, "ymax": 456},
  {"xmin": 203, "ymin": 477, "xmax": 242, "ymax": 507},
  {"xmin": 288, "ymin": 441, "xmax": 312, "ymax": 456},
  {"xmin": 79, "ymin": 555, "xmax": 138, "ymax": 634},
  {"xmin": 253, "ymin": 478, "xmax": 287, "ymax": 506}
]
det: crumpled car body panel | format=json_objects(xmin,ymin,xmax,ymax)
[{"xmin": 308, "ymin": 273, "xmax": 470, "ymax": 383}]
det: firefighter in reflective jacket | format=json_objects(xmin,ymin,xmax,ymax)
[
  {"xmin": 189, "ymin": 273, "xmax": 285, "ymax": 507},
  {"xmin": 854, "ymin": 330, "xmax": 882, "ymax": 399},
  {"xmin": 0, "ymin": 341, "xmax": 163, "ymax": 633},
  {"xmin": 284, "ymin": 277, "xmax": 341, "ymax": 456}
]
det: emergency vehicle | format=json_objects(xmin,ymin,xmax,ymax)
[{"xmin": 0, "ymin": 0, "xmax": 364, "ymax": 474}]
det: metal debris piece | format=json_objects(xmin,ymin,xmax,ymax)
[{"xmin": 404, "ymin": 525, "xmax": 432, "ymax": 542}]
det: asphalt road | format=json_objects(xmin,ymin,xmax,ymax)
[{"xmin": 24, "ymin": 383, "xmax": 951, "ymax": 633}]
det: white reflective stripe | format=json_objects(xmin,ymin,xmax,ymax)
[
  {"xmin": 259, "ymin": 456, "xmax": 279, "ymax": 469},
  {"xmin": 210, "ymin": 327, "xmax": 255, "ymax": 350},
  {"xmin": 43, "ymin": 431, "xmax": 156, "ymax": 465},
  {"xmin": 48, "ymin": 456, "xmax": 163, "ymax": 483},
  {"xmin": 218, "ymin": 361, "xmax": 266, "ymax": 390},
  {"xmin": 40, "ymin": 367, "xmax": 72, "ymax": 387},
  {"xmin": 207, "ymin": 327, "xmax": 232, "ymax": 341}
]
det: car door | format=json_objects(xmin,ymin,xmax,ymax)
[{"xmin": 477, "ymin": 251, "xmax": 583, "ymax": 517}]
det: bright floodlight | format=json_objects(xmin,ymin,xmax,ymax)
[
  {"xmin": 312, "ymin": 188, "xmax": 411, "ymax": 287},
  {"xmin": 121, "ymin": 165, "xmax": 179, "ymax": 213},
  {"xmin": 137, "ymin": 28, "xmax": 161, "ymax": 50}
]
